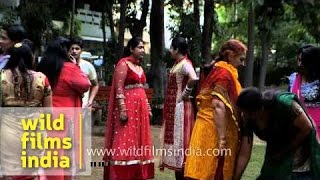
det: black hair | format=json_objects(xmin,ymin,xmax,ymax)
[
  {"xmin": 37, "ymin": 36, "xmax": 70, "ymax": 88},
  {"xmin": 237, "ymin": 87, "xmax": 280, "ymax": 112},
  {"xmin": 22, "ymin": 39, "xmax": 35, "ymax": 53},
  {"xmin": 4, "ymin": 42, "xmax": 33, "ymax": 101},
  {"xmin": 123, "ymin": 36, "xmax": 144, "ymax": 57},
  {"xmin": 237, "ymin": 87, "xmax": 263, "ymax": 112},
  {"xmin": 297, "ymin": 44, "xmax": 315, "ymax": 55},
  {"xmin": 2, "ymin": 24, "xmax": 27, "ymax": 42},
  {"xmin": 68, "ymin": 37, "xmax": 84, "ymax": 49},
  {"xmin": 299, "ymin": 46, "xmax": 320, "ymax": 81},
  {"xmin": 171, "ymin": 37, "xmax": 189, "ymax": 56}
]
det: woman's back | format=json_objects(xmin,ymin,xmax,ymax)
[
  {"xmin": 1, "ymin": 69, "xmax": 50, "ymax": 107},
  {"xmin": 52, "ymin": 62, "xmax": 90, "ymax": 107}
]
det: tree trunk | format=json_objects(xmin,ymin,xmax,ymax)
[
  {"xmin": 70, "ymin": 0, "xmax": 75, "ymax": 37},
  {"xmin": 101, "ymin": 1, "xmax": 107, "ymax": 64},
  {"xmin": 243, "ymin": 1, "xmax": 255, "ymax": 87},
  {"xmin": 129, "ymin": 0, "xmax": 149, "ymax": 37},
  {"xmin": 201, "ymin": 0, "xmax": 214, "ymax": 62},
  {"xmin": 106, "ymin": 1, "xmax": 115, "ymax": 39},
  {"xmin": 117, "ymin": 0, "xmax": 127, "ymax": 59},
  {"xmin": 192, "ymin": 0, "xmax": 202, "ymax": 66},
  {"xmin": 150, "ymin": 0, "xmax": 165, "ymax": 100},
  {"xmin": 258, "ymin": 31, "xmax": 271, "ymax": 89}
]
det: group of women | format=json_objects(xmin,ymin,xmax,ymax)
[
  {"xmin": 104, "ymin": 37, "xmax": 248, "ymax": 180},
  {"xmin": 1, "ymin": 23, "xmax": 320, "ymax": 180},
  {"xmin": 105, "ymin": 36, "xmax": 320, "ymax": 180},
  {"xmin": 0, "ymin": 24, "xmax": 90, "ymax": 180}
]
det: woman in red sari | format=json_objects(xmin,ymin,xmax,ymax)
[
  {"xmin": 37, "ymin": 37, "xmax": 90, "ymax": 180},
  {"xmin": 103, "ymin": 37, "xmax": 154, "ymax": 180}
]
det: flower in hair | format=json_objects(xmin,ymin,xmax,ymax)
[{"xmin": 14, "ymin": 42, "xmax": 22, "ymax": 48}]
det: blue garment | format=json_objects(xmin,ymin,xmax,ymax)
[
  {"xmin": 0, "ymin": 54, "xmax": 10, "ymax": 70},
  {"xmin": 289, "ymin": 72, "xmax": 320, "ymax": 108}
]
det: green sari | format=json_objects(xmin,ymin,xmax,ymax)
[{"xmin": 257, "ymin": 93, "xmax": 320, "ymax": 180}]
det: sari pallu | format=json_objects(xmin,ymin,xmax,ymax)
[
  {"xmin": 184, "ymin": 61, "xmax": 241, "ymax": 180},
  {"xmin": 257, "ymin": 93, "xmax": 320, "ymax": 180}
]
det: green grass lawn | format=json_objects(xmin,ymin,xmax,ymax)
[
  {"xmin": 242, "ymin": 144, "xmax": 266, "ymax": 180},
  {"xmin": 89, "ymin": 126, "xmax": 265, "ymax": 180},
  {"xmin": 152, "ymin": 125, "xmax": 266, "ymax": 180}
]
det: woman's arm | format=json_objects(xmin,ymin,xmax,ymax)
[
  {"xmin": 272, "ymin": 101, "xmax": 313, "ymax": 160},
  {"xmin": 43, "ymin": 77, "xmax": 52, "ymax": 107},
  {"xmin": 212, "ymin": 98, "xmax": 227, "ymax": 150},
  {"xmin": 179, "ymin": 62, "xmax": 198, "ymax": 101},
  {"xmin": 113, "ymin": 60, "xmax": 128, "ymax": 122},
  {"xmin": 233, "ymin": 135, "xmax": 253, "ymax": 180},
  {"xmin": 290, "ymin": 101, "xmax": 313, "ymax": 149},
  {"xmin": 68, "ymin": 65, "xmax": 91, "ymax": 94}
]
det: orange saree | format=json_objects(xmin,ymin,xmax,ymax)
[{"xmin": 184, "ymin": 61, "xmax": 241, "ymax": 180}]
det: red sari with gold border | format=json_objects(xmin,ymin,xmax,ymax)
[{"xmin": 103, "ymin": 57, "xmax": 154, "ymax": 180}]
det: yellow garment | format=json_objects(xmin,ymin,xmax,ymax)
[
  {"xmin": 0, "ymin": 70, "xmax": 48, "ymax": 175},
  {"xmin": 1, "ymin": 70, "xmax": 48, "ymax": 106},
  {"xmin": 215, "ymin": 61, "xmax": 242, "ymax": 95},
  {"xmin": 184, "ymin": 61, "xmax": 241, "ymax": 180}
]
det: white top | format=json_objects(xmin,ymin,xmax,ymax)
[{"xmin": 79, "ymin": 59, "xmax": 97, "ymax": 107}]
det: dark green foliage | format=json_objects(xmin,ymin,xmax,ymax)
[
  {"xmin": 168, "ymin": 9, "xmax": 202, "ymax": 66},
  {"xmin": 289, "ymin": 0, "xmax": 320, "ymax": 41}
]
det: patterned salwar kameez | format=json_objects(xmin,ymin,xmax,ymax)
[{"xmin": 160, "ymin": 57, "xmax": 197, "ymax": 172}]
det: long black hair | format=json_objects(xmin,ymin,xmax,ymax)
[
  {"xmin": 37, "ymin": 36, "xmax": 70, "ymax": 88},
  {"xmin": 299, "ymin": 46, "xmax": 320, "ymax": 82},
  {"xmin": 4, "ymin": 42, "xmax": 33, "ymax": 101}
]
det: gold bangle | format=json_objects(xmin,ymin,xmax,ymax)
[{"xmin": 219, "ymin": 139, "xmax": 226, "ymax": 145}]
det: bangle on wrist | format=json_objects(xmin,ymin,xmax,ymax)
[
  {"xmin": 116, "ymin": 94, "xmax": 125, "ymax": 99},
  {"xmin": 186, "ymin": 85, "xmax": 193, "ymax": 91}
]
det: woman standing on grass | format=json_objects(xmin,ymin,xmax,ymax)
[
  {"xmin": 103, "ymin": 36, "xmax": 154, "ymax": 180},
  {"xmin": 38, "ymin": 37, "xmax": 90, "ymax": 180},
  {"xmin": 0, "ymin": 42, "xmax": 52, "ymax": 180},
  {"xmin": 289, "ymin": 45, "xmax": 320, "ymax": 138},
  {"xmin": 159, "ymin": 37, "xmax": 198, "ymax": 180},
  {"xmin": 184, "ymin": 39, "xmax": 247, "ymax": 180}
]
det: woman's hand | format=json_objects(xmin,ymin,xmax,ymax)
[
  {"xmin": 218, "ymin": 138, "xmax": 227, "ymax": 156},
  {"xmin": 119, "ymin": 110, "xmax": 128, "ymax": 123},
  {"xmin": 69, "ymin": 55, "xmax": 77, "ymax": 64}
]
